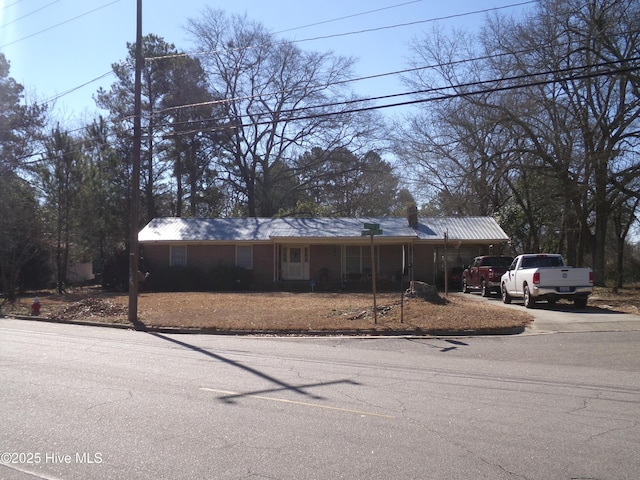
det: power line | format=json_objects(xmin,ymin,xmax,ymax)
[
  {"xmin": 153, "ymin": 24, "xmax": 640, "ymax": 124},
  {"xmin": 0, "ymin": 0, "xmax": 60, "ymax": 28},
  {"xmin": 157, "ymin": 58, "xmax": 640, "ymax": 139},
  {"xmin": 294, "ymin": 1, "xmax": 537, "ymax": 45},
  {"xmin": 36, "ymin": 0, "xmax": 534, "ymax": 113},
  {"xmin": 145, "ymin": 1, "xmax": 536, "ymax": 62},
  {"xmin": 24, "ymin": 0, "xmax": 477, "ymax": 108},
  {"xmin": 16, "ymin": 57, "xmax": 640, "ymax": 166},
  {"xmin": 1, "ymin": 1, "xmax": 25, "ymax": 10},
  {"xmin": 42, "ymin": 70, "xmax": 117, "ymax": 105},
  {"xmin": 0, "ymin": 0, "xmax": 121, "ymax": 48},
  {"xmin": 273, "ymin": 0, "xmax": 425, "ymax": 35}
]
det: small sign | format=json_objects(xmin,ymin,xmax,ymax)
[{"xmin": 363, "ymin": 223, "xmax": 380, "ymax": 231}]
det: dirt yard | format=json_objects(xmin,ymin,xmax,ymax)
[
  {"xmin": 2, "ymin": 285, "xmax": 638, "ymax": 334},
  {"xmin": 2, "ymin": 287, "xmax": 532, "ymax": 334}
]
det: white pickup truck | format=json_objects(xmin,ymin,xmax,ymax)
[{"xmin": 500, "ymin": 254, "xmax": 593, "ymax": 308}]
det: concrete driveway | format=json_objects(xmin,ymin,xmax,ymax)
[{"xmin": 455, "ymin": 292, "xmax": 640, "ymax": 334}]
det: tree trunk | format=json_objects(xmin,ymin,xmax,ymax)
[{"xmin": 591, "ymin": 159, "xmax": 609, "ymax": 286}]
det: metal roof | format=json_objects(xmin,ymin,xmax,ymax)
[
  {"xmin": 138, "ymin": 216, "xmax": 509, "ymax": 243},
  {"xmin": 421, "ymin": 217, "xmax": 510, "ymax": 242}
]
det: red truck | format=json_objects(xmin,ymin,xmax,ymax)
[{"xmin": 462, "ymin": 255, "xmax": 514, "ymax": 297}]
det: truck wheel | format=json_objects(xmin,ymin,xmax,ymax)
[
  {"xmin": 574, "ymin": 297, "xmax": 588, "ymax": 309},
  {"xmin": 523, "ymin": 285, "xmax": 536, "ymax": 308},
  {"xmin": 481, "ymin": 279, "xmax": 490, "ymax": 297},
  {"xmin": 462, "ymin": 278, "xmax": 469, "ymax": 293},
  {"xmin": 501, "ymin": 283, "xmax": 511, "ymax": 304}
]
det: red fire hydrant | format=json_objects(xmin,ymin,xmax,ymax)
[{"xmin": 31, "ymin": 297, "xmax": 41, "ymax": 316}]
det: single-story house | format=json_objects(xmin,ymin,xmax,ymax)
[{"xmin": 138, "ymin": 215, "xmax": 510, "ymax": 291}]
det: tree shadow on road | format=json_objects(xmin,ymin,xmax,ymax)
[
  {"xmin": 405, "ymin": 337, "xmax": 469, "ymax": 352},
  {"xmin": 148, "ymin": 332, "xmax": 360, "ymax": 404}
]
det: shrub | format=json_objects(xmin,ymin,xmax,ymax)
[
  {"xmin": 101, "ymin": 249, "xmax": 129, "ymax": 291},
  {"xmin": 151, "ymin": 266, "xmax": 206, "ymax": 292},
  {"xmin": 208, "ymin": 265, "xmax": 253, "ymax": 291}
]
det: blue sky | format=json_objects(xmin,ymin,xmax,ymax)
[{"xmin": 1, "ymin": 0, "xmax": 534, "ymax": 123}]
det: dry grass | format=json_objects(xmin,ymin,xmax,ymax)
[
  {"xmin": 4, "ymin": 285, "xmax": 638, "ymax": 335},
  {"xmin": 2, "ymin": 288, "xmax": 534, "ymax": 334},
  {"xmin": 588, "ymin": 286, "xmax": 640, "ymax": 315}
]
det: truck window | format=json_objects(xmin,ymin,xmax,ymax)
[
  {"xmin": 521, "ymin": 258, "xmax": 535, "ymax": 268},
  {"xmin": 493, "ymin": 257, "xmax": 513, "ymax": 267},
  {"xmin": 521, "ymin": 256, "xmax": 564, "ymax": 268},
  {"xmin": 538, "ymin": 256, "xmax": 563, "ymax": 267}
]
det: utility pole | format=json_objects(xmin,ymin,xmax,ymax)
[{"xmin": 128, "ymin": 0, "xmax": 143, "ymax": 325}]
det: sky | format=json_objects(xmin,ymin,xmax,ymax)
[{"xmin": 0, "ymin": 0, "xmax": 535, "ymax": 124}]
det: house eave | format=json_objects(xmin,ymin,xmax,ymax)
[{"xmin": 270, "ymin": 236, "xmax": 418, "ymax": 244}]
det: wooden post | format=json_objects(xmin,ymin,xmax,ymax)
[
  {"xmin": 370, "ymin": 232, "xmax": 377, "ymax": 324},
  {"xmin": 362, "ymin": 223, "xmax": 382, "ymax": 324}
]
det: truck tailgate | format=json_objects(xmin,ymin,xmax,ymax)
[{"xmin": 538, "ymin": 268, "xmax": 591, "ymax": 289}]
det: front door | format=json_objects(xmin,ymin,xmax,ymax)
[{"xmin": 282, "ymin": 246, "xmax": 310, "ymax": 280}]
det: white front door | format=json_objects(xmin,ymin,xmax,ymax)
[{"xmin": 282, "ymin": 246, "xmax": 310, "ymax": 280}]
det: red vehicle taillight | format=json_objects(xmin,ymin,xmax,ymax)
[
  {"xmin": 533, "ymin": 272, "xmax": 540, "ymax": 284},
  {"xmin": 589, "ymin": 271, "xmax": 594, "ymax": 284}
]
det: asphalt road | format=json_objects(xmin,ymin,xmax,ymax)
[{"xmin": 1, "ymin": 317, "xmax": 639, "ymax": 480}]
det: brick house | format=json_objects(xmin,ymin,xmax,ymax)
[{"xmin": 138, "ymin": 216, "xmax": 510, "ymax": 291}]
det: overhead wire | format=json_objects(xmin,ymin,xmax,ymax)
[
  {"xmin": 10, "ymin": 0, "xmax": 539, "ymax": 116},
  {"xmin": 273, "ymin": 0, "xmax": 425, "ymax": 34},
  {"xmin": 20, "ymin": 0, "xmax": 454, "ymax": 109},
  {"xmin": 13, "ymin": 0, "xmax": 638, "ymax": 161},
  {"xmin": 0, "ymin": 0, "xmax": 60, "ymax": 28},
  {"xmin": 18, "ymin": 10, "xmax": 640, "ymax": 158},
  {"xmin": 157, "ymin": 58, "xmax": 640, "ymax": 139},
  {"xmin": 143, "ymin": 0, "xmax": 545, "ymax": 119},
  {"xmin": 293, "ymin": 0, "xmax": 537, "ymax": 45},
  {"xmin": 1, "ymin": 0, "xmax": 25, "ymax": 10},
  {"xmin": 152, "ymin": 23, "xmax": 640, "ymax": 130},
  {"xmin": 0, "ymin": 0, "xmax": 121, "ymax": 48},
  {"xmin": 17, "ymin": 55, "xmax": 640, "ymax": 165},
  {"xmin": 146, "ymin": 1, "xmax": 537, "ymax": 63},
  {"xmin": 42, "ymin": 69, "xmax": 118, "ymax": 106}
]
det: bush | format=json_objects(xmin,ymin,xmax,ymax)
[
  {"xmin": 101, "ymin": 249, "xmax": 129, "ymax": 291},
  {"xmin": 151, "ymin": 266, "xmax": 206, "ymax": 292},
  {"xmin": 208, "ymin": 265, "xmax": 253, "ymax": 291},
  {"xmin": 19, "ymin": 249, "xmax": 52, "ymax": 291}
]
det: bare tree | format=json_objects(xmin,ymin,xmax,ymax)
[
  {"xmin": 186, "ymin": 8, "xmax": 381, "ymax": 217},
  {"xmin": 298, "ymin": 148, "xmax": 401, "ymax": 217},
  {"xmin": 398, "ymin": 0, "xmax": 640, "ymax": 284}
]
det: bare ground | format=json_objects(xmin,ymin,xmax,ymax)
[{"xmin": 2, "ymin": 285, "xmax": 638, "ymax": 334}]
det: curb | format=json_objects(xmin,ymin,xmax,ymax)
[{"xmin": 2, "ymin": 314, "xmax": 526, "ymax": 337}]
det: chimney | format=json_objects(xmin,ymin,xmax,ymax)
[{"xmin": 407, "ymin": 203, "xmax": 418, "ymax": 228}]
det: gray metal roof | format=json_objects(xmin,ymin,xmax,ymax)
[
  {"xmin": 421, "ymin": 217, "xmax": 510, "ymax": 242},
  {"xmin": 138, "ymin": 216, "xmax": 509, "ymax": 243}
]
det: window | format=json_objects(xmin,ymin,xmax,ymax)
[
  {"xmin": 170, "ymin": 245, "xmax": 187, "ymax": 267},
  {"xmin": 345, "ymin": 246, "xmax": 361, "ymax": 274},
  {"xmin": 236, "ymin": 245, "xmax": 253, "ymax": 269},
  {"xmin": 344, "ymin": 245, "xmax": 378, "ymax": 274}
]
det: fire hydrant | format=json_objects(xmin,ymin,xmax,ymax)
[{"xmin": 31, "ymin": 297, "xmax": 41, "ymax": 316}]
